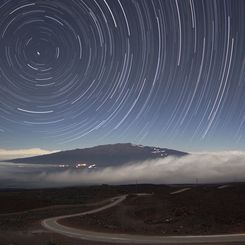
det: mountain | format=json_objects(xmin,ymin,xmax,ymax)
[{"xmin": 6, "ymin": 143, "xmax": 188, "ymax": 167}]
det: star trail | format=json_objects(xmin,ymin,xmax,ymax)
[{"xmin": 0, "ymin": 0, "xmax": 245, "ymax": 151}]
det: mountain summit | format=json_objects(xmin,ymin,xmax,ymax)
[{"xmin": 6, "ymin": 143, "xmax": 188, "ymax": 167}]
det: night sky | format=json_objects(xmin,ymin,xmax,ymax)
[{"xmin": 0, "ymin": 0, "xmax": 245, "ymax": 152}]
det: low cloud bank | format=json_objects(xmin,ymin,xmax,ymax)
[
  {"xmin": 1, "ymin": 151, "xmax": 245, "ymax": 188},
  {"xmin": 0, "ymin": 148, "xmax": 58, "ymax": 160},
  {"xmin": 39, "ymin": 151, "xmax": 245, "ymax": 186}
]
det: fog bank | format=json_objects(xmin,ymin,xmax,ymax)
[
  {"xmin": 0, "ymin": 148, "xmax": 58, "ymax": 160},
  {"xmin": 35, "ymin": 151, "xmax": 245, "ymax": 186}
]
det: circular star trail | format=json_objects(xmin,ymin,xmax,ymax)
[{"xmin": 0, "ymin": 0, "xmax": 245, "ymax": 151}]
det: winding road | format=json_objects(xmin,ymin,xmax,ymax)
[{"xmin": 41, "ymin": 194, "xmax": 245, "ymax": 244}]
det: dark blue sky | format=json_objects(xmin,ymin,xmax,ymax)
[{"xmin": 0, "ymin": 0, "xmax": 245, "ymax": 152}]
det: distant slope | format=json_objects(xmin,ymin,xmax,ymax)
[{"xmin": 6, "ymin": 143, "xmax": 188, "ymax": 167}]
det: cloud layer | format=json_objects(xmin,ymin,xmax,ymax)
[
  {"xmin": 1, "ymin": 151, "xmax": 245, "ymax": 188},
  {"xmin": 38, "ymin": 151, "xmax": 245, "ymax": 186},
  {"xmin": 0, "ymin": 148, "xmax": 58, "ymax": 160}
]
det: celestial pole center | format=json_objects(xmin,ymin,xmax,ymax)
[{"xmin": 0, "ymin": 0, "xmax": 244, "ymax": 151}]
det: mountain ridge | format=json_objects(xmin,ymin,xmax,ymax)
[{"xmin": 5, "ymin": 143, "xmax": 188, "ymax": 167}]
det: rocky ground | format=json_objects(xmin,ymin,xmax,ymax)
[
  {"xmin": 61, "ymin": 183, "xmax": 245, "ymax": 236},
  {"xmin": 1, "ymin": 184, "xmax": 245, "ymax": 244},
  {"xmin": 0, "ymin": 185, "xmax": 120, "ymax": 245}
]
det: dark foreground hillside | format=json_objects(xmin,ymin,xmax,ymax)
[
  {"xmin": 1, "ymin": 184, "xmax": 245, "ymax": 245},
  {"xmin": 62, "ymin": 183, "xmax": 245, "ymax": 235}
]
